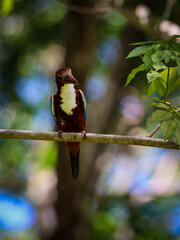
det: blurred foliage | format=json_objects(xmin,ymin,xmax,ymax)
[
  {"xmin": 0, "ymin": 0, "xmax": 14, "ymax": 16},
  {"xmin": 0, "ymin": 0, "xmax": 180, "ymax": 240}
]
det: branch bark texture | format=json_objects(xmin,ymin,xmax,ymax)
[{"xmin": 0, "ymin": 129, "xmax": 179, "ymax": 150}]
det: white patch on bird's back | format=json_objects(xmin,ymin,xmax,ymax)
[{"xmin": 60, "ymin": 84, "xmax": 77, "ymax": 115}]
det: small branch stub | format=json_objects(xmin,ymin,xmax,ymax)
[{"xmin": 0, "ymin": 129, "xmax": 179, "ymax": 150}]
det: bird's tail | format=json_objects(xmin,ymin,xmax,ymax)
[{"xmin": 69, "ymin": 149, "xmax": 79, "ymax": 179}]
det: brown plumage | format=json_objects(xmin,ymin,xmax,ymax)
[{"xmin": 50, "ymin": 67, "xmax": 87, "ymax": 179}]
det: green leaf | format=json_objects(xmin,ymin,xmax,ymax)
[
  {"xmin": 148, "ymin": 81, "xmax": 156, "ymax": 98},
  {"xmin": 125, "ymin": 64, "xmax": 145, "ymax": 86},
  {"xmin": 160, "ymin": 119, "xmax": 177, "ymax": 140},
  {"xmin": 171, "ymin": 52, "xmax": 180, "ymax": 75},
  {"xmin": 155, "ymin": 102, "xmax": 170, "ymax": 109},
  {"xmin": 147, "ymin": 71, "xmax": 161, "ymax": 83},
  {"xmin": 126, "ymin": 46, "xmax": 152, "ymax": 59},
  {"xmin": 171, "ymin": 42, "xmax": 180, "ymax": 52},
  {"xmin": 143, "ymin": 53, "xmax": 153, "ymax": 71},
  {"xmin": 147, "ymin": 77, "xmax": 166, "ymax": 97},
  {"xmin": 165, "ymin": 57, "xmax": 171, "ymax": 64},
  {"xmin": 177, "ymin": 60, "xmax": 180, "ymax": 76},
  {"xmin": 151, "ymin": 50, "xmax": 172, "ymax": 64},
  {"xmin": 154, "ymin": 78, "xmax": 166, "ymax": 97},
  {"xmin": 153, "ymin": 62, "xmax": 167, "ymax": 71},
  {"xmin": 160, "ymin": 67, "xmax": 180, "ymax": 95},
  {"xmin": 169, "ymin": 35, "xmax": 180, "ymax": 41},
  {"xmin": 174, "ymin": 118, "xmax": 180, "ymax": 145},
  {"xmin": 150, "ymin": 101, "xmax": 171, "ymax": 108},
  {"xmin": 151, "ymin": 110, "xmax": 173, "ymax": 123},
  {"xmin": 162, "ymin": 50, "xmax": 172, "ymax": 59},
  {"xmin": 130, "ymin": 41, "xmax": 162, "ymax": 46},
  {"xmin": 151, "ymin": 51, "xmax": 164, "ymax": 64}
]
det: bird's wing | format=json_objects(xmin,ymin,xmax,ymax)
[
  {"xmin": 79, "ymin": 89, "xmax": 87, "ymax": 122},
  {"xmin": 50, "ymin": 94, "xmax": 57, "ymax": 125}
]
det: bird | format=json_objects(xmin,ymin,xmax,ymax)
[{"xmin": 50, "ymin": 67, "xmax": 87, "ymax": 179}]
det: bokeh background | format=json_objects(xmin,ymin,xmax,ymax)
[{"xmin": 0, "ymin": 0, "xmax": 180, "ymax": 239}]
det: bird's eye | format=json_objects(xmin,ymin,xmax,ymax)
[{"xmin": 57, "ymin": 76, "xmax": 62, "ymax": 80}]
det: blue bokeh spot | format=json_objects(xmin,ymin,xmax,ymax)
[
  {"xmin": 86, "ymin": 76, "xmax": 107, "ymax": 101},
  {"xmin": 97, "ymin": 36, "xmax": 120, "ymax": 65},
  {"xmin": 15, "ymin": 76, "xmax": 49, "ymax": 105},
  {"xmin": 0, "ymin": 190, "xmax": 36, "ymax": 231}
]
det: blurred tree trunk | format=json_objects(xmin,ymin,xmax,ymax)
[
  {"xmin": 47, "ymin": 2, "xmax": 145, "ymax": 239},
  {"xmin": 49, "ymin": 1, "xmax": 99, "ymax": 240}
]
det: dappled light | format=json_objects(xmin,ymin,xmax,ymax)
[
  {"xmin": 96, "ymin": 148, "xmax": 180, "ymax": 201},
  {"xmin": 159, "ymin": 20, "xmax": 180, "ymax": 37},
  {"xmin": 1, "ymin": 14, "xmax": 25, "ymax": 36},
  {"xmin": 0, "ymin": 0, "xmax": 180, "ymax": 239},
  {"xmin": 120, "ymin": 95, "xmax": 145, "ymax": 125},
  {"xmin": 135, "ymin": 4, "xmax": 150, "ymax": 24},
  {"xmin": 15, "ymin": 76, "xmax": 49, "ymax": 106},
  {"xmin": 97, "ymin": 37, "xmax": 121, "ymax": 65},
  {"xmin": 0, "ymin": 190, "xmax": 36, "ymax": 231},
  {"xmin": 86, "ymin": 75, "xmax": 107, "ymax": 101}
]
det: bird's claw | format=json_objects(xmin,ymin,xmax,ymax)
[
  {"xmin": 58, "ymin": 130, "xmax": 63, "ymax": 139},
  {"xmin": 81, "ymin": 130, "xmax": 86, "ymax": 140}
]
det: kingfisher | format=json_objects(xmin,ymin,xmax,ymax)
[{"xmin": 50, "ymin": 67, "xmax": 87, "ymax": 179}]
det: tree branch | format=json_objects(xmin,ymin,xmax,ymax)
[
  {"xmin": 59, "ymin": 1, "xmax": 172, "ymax": 40},
  {"xmin": 162, "ymin": 0, "xmax": 175, "ymax": 19},
  {"xmin": 0, "ymin": 129, "xmax": 179, "ymax": 150},
  {"xmin": 60, "ymin": 1, "xmax": 112, "ymax": 14}
]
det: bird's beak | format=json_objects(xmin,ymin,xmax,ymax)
[{"xmin": 64, "ymin": 74, "xmax": 79, "ymax": 85}]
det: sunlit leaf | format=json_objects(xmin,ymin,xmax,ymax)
[
  {"xmin": 125, "ymin": 64, "xmax": 145, "ymax": 86},
  {"xmin": 0, "ymin": 0, "xmax": 14, "ymax": 16},
  {"xmin": 130, "ymin": 41, "xmax": 161, "ymax": 46},
  {"xmin": 154, "ymin": 79, "xmax": 166, "ymax": 97},
  {"xmin": 160, "ymin": 67, "xmax": 180, "ymax": 95},
  {"xmin": 147, "ymin": 71, "xmax": 161, "ymax": 83},
  {"xmin": 126, "ymin": 46, "xmax": 152, "ymax": 59},
  {"xmin": 147, "ymin": 77, "xmax": 166, "ymax": 97},
  {"xmin": 155, "ymin": 102, "xmax": 170, "ymax": 109},
  {"xmin": 153, "ymin": 62, "xmax": 167, "ymax": 70}
]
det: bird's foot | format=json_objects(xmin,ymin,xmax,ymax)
[
  {"xmin": 58, "ymin": 130, "xmax": 64, "ymax": 139},
  {"xmin": 81, "ymin": 130, "xmax": 86, "ymax": 140}
]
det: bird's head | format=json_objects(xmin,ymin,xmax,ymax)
[{"xmin": 55, "ymin": 67, "xmax": 79, "ymax": 86}]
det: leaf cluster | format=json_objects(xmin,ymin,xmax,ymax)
[
  {"xmin": 125, "ymin": 35, "xmax": 180, "ymax": 145},
  {"xmin": 151, "ymin": 100, "xmax": 180, "ymax": 145},
  {"xmin": 125, "ymin": 35, "xmax": 180, "ymax": 88}
]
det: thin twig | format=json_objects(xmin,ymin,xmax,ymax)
[
  {"xmin": 154, "ymin": 0, "xmax": 175, "ymax": 36},
  {"xmin": 147, "ymin": 124, "xmax": 161, "ymax": 138},
  {"xmin": 147, "ymin": 107, "xmax": 180, "ymax": 138},
  {"xmin": 60, "ymin": 0, "xmax": 112, "ymax": 14},
  {"xmin": 162, "ymin": 0, "xmax": 175, "ymax": 19},
  {"xmin": 0, "ymin": 129, "xmax": 179, "ymax": 150}
]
